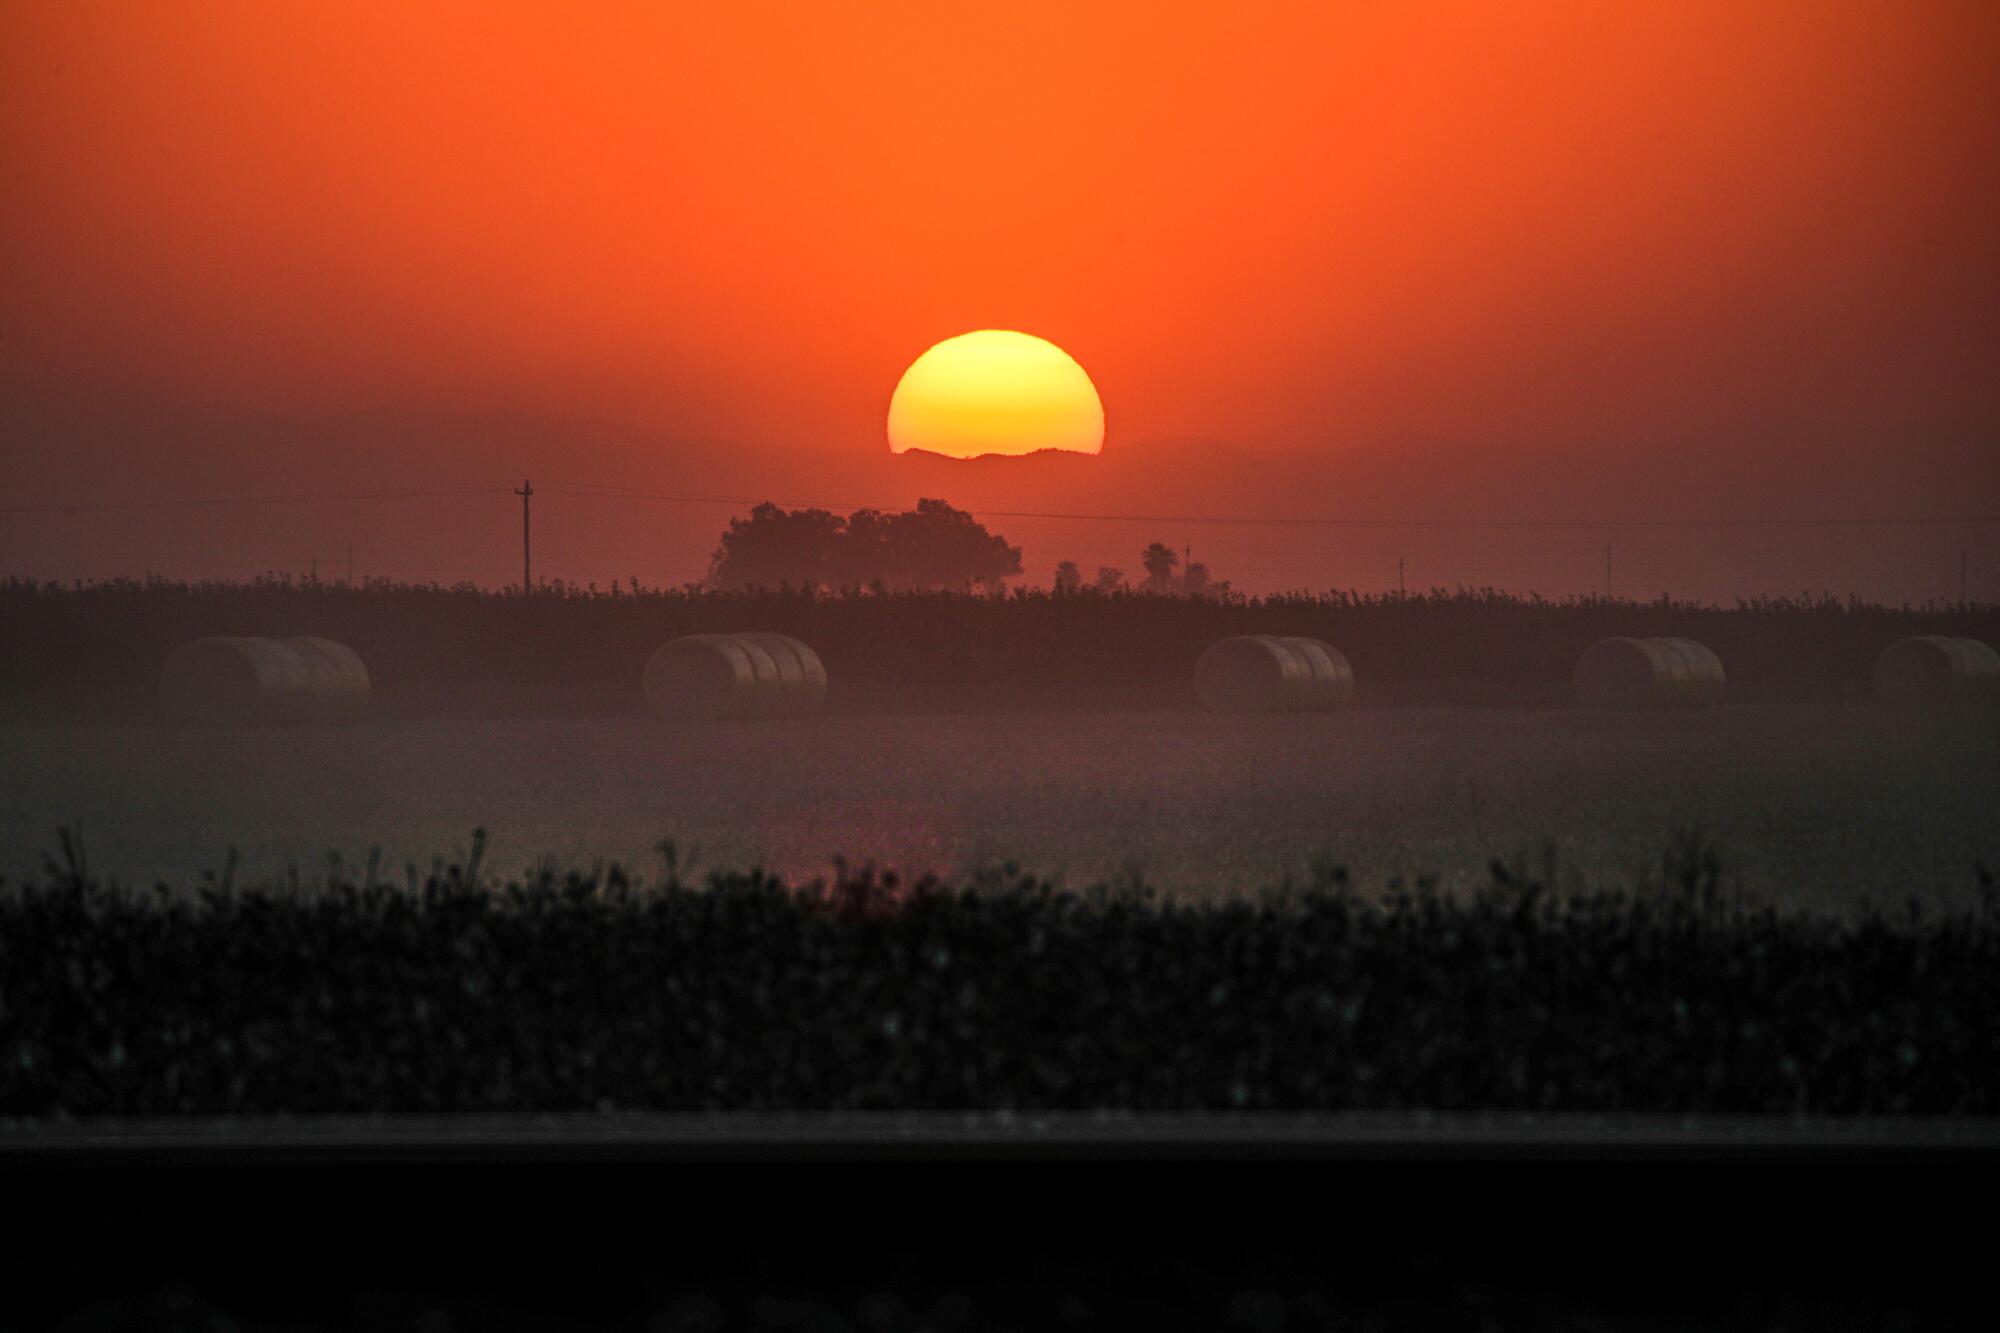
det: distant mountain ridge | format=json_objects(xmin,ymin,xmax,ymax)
[{"xmin": 893, "ymin": 446, "xmax": 1104, "ymax": 465}]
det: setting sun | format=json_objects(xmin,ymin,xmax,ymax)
[{"xmin": 887, "ymin": 330, "xmax": 1104, "ymax": 459}]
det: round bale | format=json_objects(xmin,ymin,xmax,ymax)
[
  {"xmin": 644, "ymin": 632, "xmax": 828, "ymax": 720},
  {"xmin": 724, "ymin": 633, "xmax": 789, "ymax": 718},
  {"xmin": 1195, "ymin": 635, "xmax": 1353, "ymax": 713},
  {"xmin": 1574, "ymin": 636, "xmax": 1726, "ymax": 708},
  {"xmin": 737, "ymin": 632, "xmax": 829, "ymax": 718},
  {"xmin": 282, "ymin": 636, "xmax": 371, "ymax": 722},
  {"xmin": 1875, "ymin": 635, "xmax": 2000, "ymax": 706},
  {"xmin": 644, "ymin": 634, "xmax": 766, "ymax": 720},
  {"xmin": 160, "ymin": 636, "xmax": 314, "ymax": 724},
  {"xmin": 1274, "ymin": 635, "xmax": 1355, "ymax": 711}
]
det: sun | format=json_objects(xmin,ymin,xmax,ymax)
[{"xmin": 888, "ymin": 330, "xmax": 1104, "ymax": 458}]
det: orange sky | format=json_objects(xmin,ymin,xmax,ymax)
[{"xmin": 2, "ymin": 1, "xmax": 1996, "ymax": 595}]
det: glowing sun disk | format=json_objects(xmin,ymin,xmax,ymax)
[{"xmin": 888, "ymin": 330, "xmax": 1104, "ymax": 458}]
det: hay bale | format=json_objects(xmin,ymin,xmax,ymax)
[
  {"xmin": 161, "ymin": 636, "xmax": 370, "ymax": 724},
  {"xmin": 1275, "ymin": 635, "xmax": 1355, "ymax": 711},
  {"xmin": 737, "ymin": 632, "xmax": 829, "ymax": 718},
  {"xmin": 1875, "ymin": 635, "xmax": 2000, "ymax": 706},
  {"xmin": 1574, "ymin": 636, "xmax": 1726, "ymax": 708},
  {"xmin": 1195, "ymin": 635, "xmax": 1353, "ymax": 713},
  {"xmin": 644, "ymin": 632, "xmax": 829, "ymax": 720},
  {"xmin": 644, "ymin": 634, "xmax": 760, "ymax": 720},
  {"xmin": 282, "ymin": 637, "xmax": 371, "ymax": 722}
]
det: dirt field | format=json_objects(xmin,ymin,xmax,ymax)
[{"xmin": 3, "ymin": 705, "xmax": 1995, "ymax": 906}]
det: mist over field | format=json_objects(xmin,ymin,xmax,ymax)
[
  {"xmin": 6, "ymin": 706, "xmax": 1996, "ymax": 907},
  {"xmin": 4, "ymin": 581, "xmax": 1995, "ymax": 906}
]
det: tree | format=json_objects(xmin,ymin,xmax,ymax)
[
  {"xmin": 1094, "ymin": 565, "xmax": 1126, "ymax": 593},
  {"xmin": 1141, "ymin": 542, "xmax": 1180, "ymax": 593},
  {"xmin": 707, "ymin": 503, "xmax": 847, "ymax": 590},
  {"xmin": 1052, "ymin": 560, "xmax": 1082, "ymax": 593},
  {"xmin": 707, "ymin": 498, "xmax": 1021, "ymax": 592},
  {"xmin": 1183, "ymin": 561, "xmax": 1211, "ymax": 597},
  {"xmin": 877, "ymin": 498, "xmax": 1022, "ymax": 592}
]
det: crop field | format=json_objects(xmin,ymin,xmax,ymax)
[{"xmin": 5, "ymin": 703, "xmax": 1995, "ymax": 905}]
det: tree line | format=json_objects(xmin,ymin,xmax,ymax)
[{"xmin": 709, "ymin": 498, "xmax": 1230, "ymax": 596}]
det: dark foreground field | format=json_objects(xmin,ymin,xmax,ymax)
[
  {"xmin": 6, "ymin": 1146, "xmax": 1981, "ymax": 1329},
  {"xmin": 7, "ymin": 849, "xmax": 1998, "ymax": 1117},
  {"xmin": 6, "ymin": 704, "xmax": 1996, "ymax": 905}
]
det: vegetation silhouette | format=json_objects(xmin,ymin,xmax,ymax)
[
  {"xmin": 5, "ymin": 833, "xmax": 1998, "ymax": 1114},
  {"xmin": 709, "ymin": 497, "xmax": 1022, "ymax": 592}
]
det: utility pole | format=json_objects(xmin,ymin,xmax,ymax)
[
  {"xmin": 346, "ymin": 542, "xmax": 354, "ymax": 585},
  {"xmin": 1962, "ymin": 548, "xmax": 1969, "ymax": 605},
  {"xmin": 515, "ymin": 480, "xmax": 534, "ymax": 592},
  {"xmin": 1605, "ymin": 543, "xmax": 1613, "ymax": 601},
  {"xmin": 1398, "ymin": 556, "xmax": 1406, "ymax": 598},
  {"xmin": 309, "ymin": 558, "xmax": 317, "ymax": 583}
]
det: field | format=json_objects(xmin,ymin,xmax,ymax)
[
  {"xmin": 6, "ymin": 703, "xmax": 1996, "ymax": 905},
  {"xmin": 8, "ymin": 579, "xmax": 1997, "ymax": 723}
]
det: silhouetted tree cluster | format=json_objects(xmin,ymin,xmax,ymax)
[
  {"xmin": 1055, "ymin": 542, "xmax": 1230, "ymax": 597},
  {"xmin": 709, "ymin": 498, "xmax": 1022, "ymax": 592}
]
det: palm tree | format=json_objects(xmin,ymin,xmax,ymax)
[{"xmin": 1141, "ymin": 542, "xmax": 1179, "ymax": 593}]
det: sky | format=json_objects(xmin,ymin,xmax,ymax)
[{"xmin": 2, "ymin": 0, "xmax": 1996, "ymax": 598}]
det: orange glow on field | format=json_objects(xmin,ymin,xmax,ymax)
[{"xmin": 888, "ymin": 331, "xmax": 1104, "ymax": 458}]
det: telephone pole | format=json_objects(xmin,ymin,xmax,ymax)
[
  {"xmin": 346, "ymin": 542, "xmax": 354, "ymax": 585},
  {"xmin": 1398, "ymin": 555, "xmax": 1406, "ymax": 598},
  {"xmin": 1605, "ymin": 543, "xmax": 1613, "ymax": 601},
  {"xmin": 516, "ymin": 480, "xmax": 534, "ymax": 592},
  {"xmin": 1963, "ymin": 549, "xmax": 1970, "ymax": 605}
]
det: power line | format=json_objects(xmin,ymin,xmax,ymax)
[
  {"xmin": 535, "ymin": 480, "xmax": 2000, "ymax": 532},
  {"xmin": 4, "ymin": 474, "xmax": 1995, "ymax": 532},
  {"xmin": 0, "ymin": 483, "xmax": 515, "ymax": 516}
]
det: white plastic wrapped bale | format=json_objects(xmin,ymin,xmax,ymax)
[
  {"xmin": 1274, "ymin": 635, "xmax": 1355, "ymax": 711},
  {"xmin": 160, "ymin": 636, "xmax": 371, "ymax": 724},
  {"xmin": 736, "ymin": 632, "xmax": 829, "ymax": 718},
  {"xmin": 282, "ymin": 637, "xmax": 372, "ymax": 721},
  {"xmin": 643, "ymin": 633, "xmax": 829, "ymax": 720},
  {"xmin": 1194, "ymin": 635, "xmax": 1354, "ymax": 713},
  {"xmin": 1574, "ymin": 636, "xmax": 1726, "ymax": 707},
  {"xmin": 1875, "ymin": 635, "xmax": 2000, "ymax": 706}
]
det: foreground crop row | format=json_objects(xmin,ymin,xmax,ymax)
[{"xmin": 4, "ymin": 847, "xmax": 1997, "ymax": 1115}]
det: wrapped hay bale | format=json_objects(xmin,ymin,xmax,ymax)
[
  {"xmin": 1574, "ymin": 636, "xmax": 1726, "ymax": 708},
  {"xmin": 161, "ymin": 636, "xmax": 370, "ymax": 724},
  {"xmin": 1275, "ymin": 635, "xmax": 1355, "ymax": 711},
  {"xmin": 644, "ymin": 632, "xmax": 828, "ymax": 720},
  {"xmin": 1195, "ymin": 635, "xmax": 1354, "ymax": 713},
  {"xmin": 1875, "ymin": 635, "xmax": 2000, "ymax": 706},
  {"xmin": 737, "ymin": 632, "xmax": 829, "ymax": 718},
  {"xmin": 282, "ymin": 637, "xmax": 371, "ymax": 722}
]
